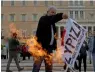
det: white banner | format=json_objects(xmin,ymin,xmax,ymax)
[{"xmin": 63, "ymin": 18, "xmax": 87, "ymax": 71}]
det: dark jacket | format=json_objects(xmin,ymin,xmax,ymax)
[
  {"xmin": 36, "ymin": 13, "xmax": 63, "ymax": 53},
  {"xmin": 9, "ymin": 38, "xmax": 19, "ymax": 51},
  {"xmin": 80, "ymin": 41, "xmax": 88, "ymax": 56}
]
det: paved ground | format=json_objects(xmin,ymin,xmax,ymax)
[{"xmin": 1, "ymin": 57, "xmax": 94, "ymax": 72}]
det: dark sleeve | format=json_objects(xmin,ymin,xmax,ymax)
[
  {"xmin": 15, "ymin": 39, "xmax": 20, "ymax": 46},
  {"xmin": 86, "ymin": 44, "xmax": 89, "ymax": 51},
  {"xmin": 85, "ymin": 41, "xmax": 89, "ymax": 51},
  {"xmin": 49, "ymin": 13, "xmax": 63, "ymax": 23},
  {"xmin": 36, "ymin": 17, "xmax": 43, "ymax": 43}
]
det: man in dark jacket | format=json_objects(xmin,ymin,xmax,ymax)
[
  {"xmin": 32, "ymin": 6, "xmax": 68, "ymax": 72},
  {"xmin": 6, "ymin": 33, "xmax": 24, "ymax": 72},
  {"xmin": 78, "ymin": 41, "xmax": 88, "ymax": 72}
]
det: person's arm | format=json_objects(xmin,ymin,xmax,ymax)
[
  {"xmin": 85, "ymin": 41, "xmax": 89, "ymax": 51},
  {"xmin": 49, "ymin": 13, "xmax": 68, "ymax": 23},
  {"xmin": 36, "ymin": 17, "xmax": 44, "ymax": 43}
]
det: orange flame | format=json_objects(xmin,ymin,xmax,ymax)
[
  {"xmin": 8, "ymin": 23, "xmax": 65, "ymax": 65},
  {"xmin": 9, "ymin": 23, "xmax": 25, "ymax": 40},
  {"xmin": 26, "ymin": 36, "xmax": 53, "ymax": 65},
  {"xmin": 27, "ymin": 36, "xmax": 65, "ymax": 65},
  {"xmin": 26, "ymin": 36, "xmax": 47, "ymax": 57},
  {"xmin": 53, "ymin": 39, "xmax": 64, "ymax": 64}
]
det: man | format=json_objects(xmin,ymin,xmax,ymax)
[
  {"xmin": 78, "ymin": 41, "xmax": 88, "ymax": 72},
  {"xmin": 2, "ymin": 45, "xmax": 7, "ymax": 59},
  {"xmin": 6, "ymin": 33, "xmax": 24, "ymax": 72},
  {"xmin": 92, "ymin": 31, "xmax": 95, "ymax": 72},
  {"xmin": 32, "ymin": 6, "xmax": 68, "ymax": 72},
  {"xmin": 88, "ymin": 31, "xmax": 93, "ymax": 64}
]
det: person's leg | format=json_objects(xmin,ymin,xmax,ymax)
[
  {"xmin": 1, "ymin": 55, "xmax": 3, "ymax": 59},
  {"xmin": 88, "ymin": 51, "xmax": 92, "ymax": 64},
  {"xmin": 17, "ymin": 53, "xmax": 21, "ymax": 62},
  {"xmin": 2, "ymin": 55, "xmax": 4, "ymax": 59},
  {"xmin": 32, "ymin": 56, "xmax": 44, "ymax": 72},
  {"xmin": 92, "ymin": 53, "xmax": 95, "ymax": 72},
  {"xmin": 23, "ymin": 53, "xmax": 26, "ymax": 60},
  {"xmin": 44, "ymin": 54, "xmax": 52, "ymax": 72},
  {"xmin": 64, "ymin": 63, "xmax": 67, "ymax": 70},
  {"xmin": 4, "ymin": 55, "xmax": 6, "ymax": 59},
  {"xmin": 13, "ymin": 53, "xmax": 21, "ymax": 70},
  {"xmin": 79, "ymin": 55, "xmax": 82, "ymax": 72},
  {"xmin": 27, "ymin": 52, "xmax": 30, "ymax": 60},
  {"xmin": 5, "ymin": 55, "xmax": 6, "ymax": 59},
  {"xmin": 6, "ymin": 53, "xmax": 13, "ymax": 71},
  {"xmin": 4, "ymin": 55, "xmax": 5, "ymax": 59},
  {"xmin": 74, "ymin": 61, "xmax": 79, "ymax": 70},
  {"xmin": 83, "ymin": 55, "xmax": 87, "ymax": 72}
]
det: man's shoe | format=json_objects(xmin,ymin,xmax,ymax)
[
  {"xmin": 6, "ymin": 70, "xmax": 12, "ymax": 72},
  {"xmin": 18, "ymin": 67, "xmax": 24, "ymax": 71}
]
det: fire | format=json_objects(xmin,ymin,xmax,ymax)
[
  {"xmin": 9, "ymin": 23, "xmax": 17, "ymax": 33},
  {"xmin": 26, "ymin": 36, "xmax": 47, "ymax": 57},
  {"xmin": 53, "ymin": 47, "xmax": 64, "ymax": 63},
  {"xmin": 26, "ymin": 35, "xmax": 65, "ymax": 65},
  {"xmin": 9, "ymin": 23, "xmax": 24, "ymax": 40},
  {"xmin": 8, "ymin": 23, "xmax": 65, "ymax": 65},
  {"xmin": 53, "ymin": 39, "xmax": 64, "ymax": 64},
  {"xmin": 26, "ymin": 36, "xmax": 54, "ymax": 65}
]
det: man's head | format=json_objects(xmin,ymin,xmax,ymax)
[
  {"xmin": 47, "ymin": 6, "xmax": 56, "ymax": 16},
  {"xmin": 11, "ymin": 33, "xmax": 17, "ymax": 38}
]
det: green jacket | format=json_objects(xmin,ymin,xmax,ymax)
[{"xmin": 8, "ymin": 38, "xmax": 19, "ymax": 51}]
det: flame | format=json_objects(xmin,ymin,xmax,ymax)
[
  {"xmin": 26, "ymin": 36, "xmax": 54, "ymax": 65},
  {"xmin": 53, "ymin": 48, "xmax": 64, "ymax": 63},
  {"xmin": 9, "ymin": 23, "xmax": 17, "ymax": 33},
  {"xmin": 8, "ymin": 23, "xmax": 65, "ymax": 65},
  {"xmin": 26, "ymin": 36, "xmax": 47, "ymax": 57},
  {"xmin": 9, "ymin": 23, "xmax": 25, "ymax": 40},
  {"xmin": 26, "ymin": 35, "xmax": 65, "ymax": 65},
  {"xmin": 53, "ymin": 39, "xmax": 64, "ymax": 64}
]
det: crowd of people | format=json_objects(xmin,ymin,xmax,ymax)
[{"xmin": 1, "ymin": 6, "xmax": 95, "ymax": 72}]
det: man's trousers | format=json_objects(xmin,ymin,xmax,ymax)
[{"xmin": 32, "ymin": 54, "xmax": 52, "ymax": 72}]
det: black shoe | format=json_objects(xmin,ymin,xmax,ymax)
[
  {"xmin": 6, "ymin": 70, "xmax": 12, "ymax": 72},
  {"xmin": 18, "ymin": 67, "xmax": 24, "ymax": 71}
]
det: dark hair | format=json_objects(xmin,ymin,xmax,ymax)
[{"xmin": 12, "ymin": 33, "xmax": 17, "ymax": 37}]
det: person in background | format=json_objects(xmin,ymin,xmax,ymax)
[
  {"xmin": 78, "ymin": 41, "xmax": 88, "ymax": 72},
  {"xmin": 92, "ymin": 31, "xmax": 95, "ymax": 72},
  {"xmin": 88, "ymin": 31, "xmax": 93, "ymax": 64},
  {"xmin": 5, "ymin": 39, "xmax": 9, "ymax": 59},
  {"xmin": 6, "ymin": 33, "xmax": 24, "ymax": 72},
  {"xmin": 17, "ymin": 44, "xmax": 22, "ymax": 63},
  {"xmin": 22, "ymin": 44, "xmax": 27, "ymax": 60},
  {"xmin": 26, "ymin": 45, "xmax": 31, "ymax": 60},
  {"xmin": 2, "ymin": 45, "xmax": 7, "ymax": 59}
]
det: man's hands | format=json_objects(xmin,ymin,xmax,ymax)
[{"xmin": 62, "ymin": 14, "xmax": 68, "ymax": 19}]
